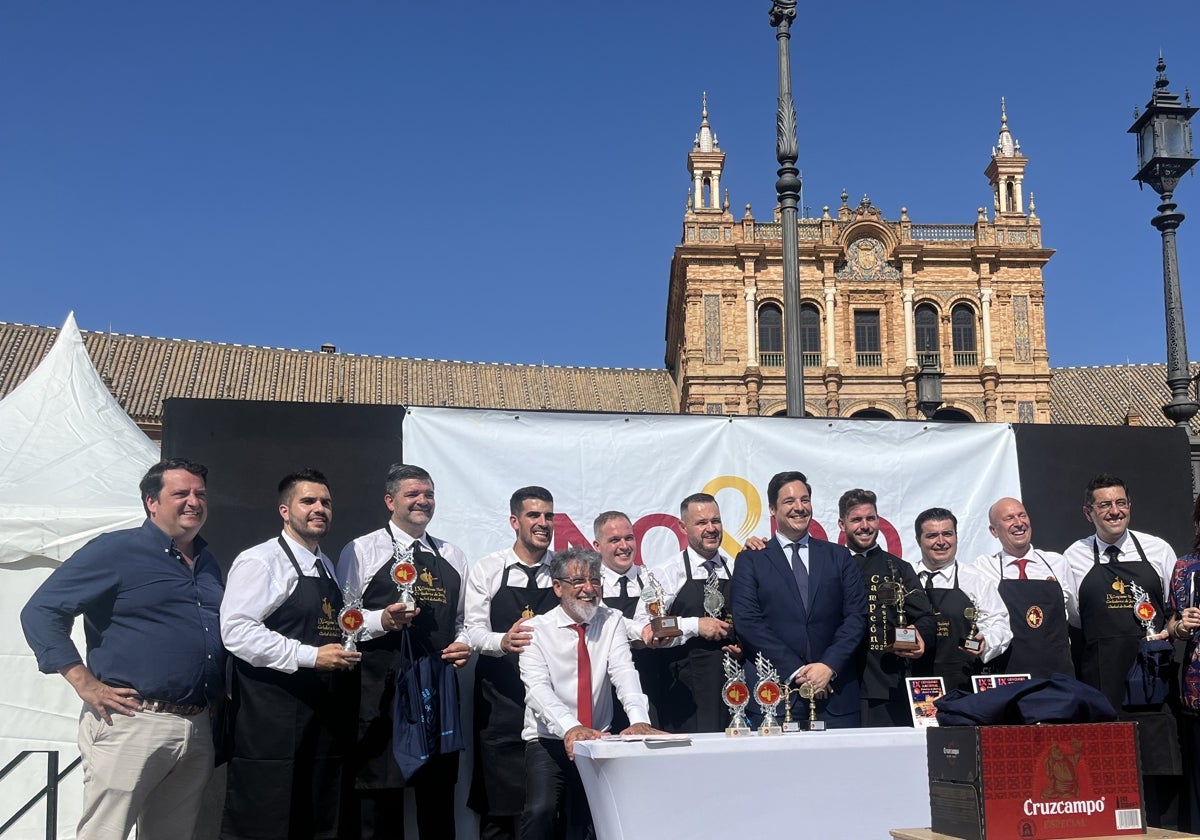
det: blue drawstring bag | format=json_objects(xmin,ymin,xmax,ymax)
[{"xmin": 392, "ymin": 629, "xmax": 464, "ymax": 782}]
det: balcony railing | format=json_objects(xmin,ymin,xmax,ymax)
[
  {"xmin": 759, "ymin": 351, "xmax": 784, "ymax": 368},
  {"xmin": 856, "ymin": 352, "xmax": 883, "ymax": 367},
  {"xmin": 802, "ymin": 352, "xmax": 822, "ymax": 368},
  {"xmin": 916, "ymin": 351, "xmax": 941, "ymax": 369},
  {"xmin": 953, "ymin": 351, "xmax": 978, "ymax": 367},
  {"xmin": 911, "ymin": 223, "xmax": 976, "ymax": 242}
]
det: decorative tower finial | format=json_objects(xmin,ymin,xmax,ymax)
[
  {"xmin": 1155, "ymin": 50, "xmax": 1168, "ymax": 91},
  {"xmin": 995, "ymin": 98, "xmax": 1017, "ymax": 158}
]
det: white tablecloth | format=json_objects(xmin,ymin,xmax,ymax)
[{"xmin": 573, "ymin": 728, "xmax": 931, "ymax": 840}]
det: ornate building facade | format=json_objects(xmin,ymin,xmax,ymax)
[{"xmin": 665, "ymin": 98, "xmax": 1054, "ymax": 421}]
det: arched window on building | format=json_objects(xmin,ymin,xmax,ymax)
[
  {"xmin": 914, "ymin": 304, "xmax": 939, "ymax": 368},
  {"xmin": 850, "ymin": 408, "xmax": 893, "ymax": 420},
  {"xmin": 932, "ymin": 408, "xmax": 975, "ymax": 422},
  {"xmin": 800, "ymin": 303, "xmax": 821, "ymax": 368},
  {"xmin": 952, "ymin": 304, "xmax": 978, "ymax": 367},
  {"xmin": 758, "ymin": 304, "xmax": 783, "ymax": 368}
]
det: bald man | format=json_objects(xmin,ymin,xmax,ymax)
[{"xmin": 971, "ymin": 497, "xmax": 1077, "ymax": 678}]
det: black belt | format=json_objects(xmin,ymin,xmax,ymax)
[{"xmin": 140, "ymin": 698, "xmax": 207, "ymax": 716}]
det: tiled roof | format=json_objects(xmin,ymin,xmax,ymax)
[
  {"xmin": 0, "ymin": 322, "xmax": 680, "ymax": 428},
  {"xmin": 1049, "ymin": 362, "xmax": 1200, "ymax": 434}
]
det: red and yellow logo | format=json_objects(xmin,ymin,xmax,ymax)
[
  {"xmin": 1136, "ymin": 601, "xmax": 1157, "ymax": 622},
  {"xmin": 339, "ymin": 608, "xmax": 364, "ymax": 633},
  {"xmin": 392, "ymin": 561, "xmax": 417, "ymax": 585},
  {"xmin": 757, "ymin": 681, "xmax": 781, "ymax": 706},
  {"xmin": 1026, "ymin": 605, "xmax": 1044, "ymax": 629},
  {"xmin": 725, "ymin": 681, "xmax": 748, "ymax": 706}
]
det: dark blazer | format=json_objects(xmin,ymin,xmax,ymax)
[{"xmin": 731, "ymin": 535, "xmax": 868, "ymax": 720}]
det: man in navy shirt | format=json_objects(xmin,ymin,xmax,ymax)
[{"xmin": 21, "ymin": 458, "xmax": 224, "ymax": 840}]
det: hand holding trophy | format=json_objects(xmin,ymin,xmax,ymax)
[
  {"xmin": 879, "ymin": 562, "xmax": 919, "ymax": 653},
  {"xmin": 961, "ymin": 597, "xmax": 985, "ymax": 653},
  {"xmin": 390, "ymin": 544, "xmax": 418, "ymax": 613},
  {"xmin": 338, "ymin": 584, "xmax": 365, "ymax": 655}
]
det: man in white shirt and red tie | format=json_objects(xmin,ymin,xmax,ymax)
[
  {"xmin": 519, "ymin": 546, "xmax": 661, "ymax": 840},
  {"xmin": 971, "ymin": 497, "xmax": 1077, "ymax": 678}
]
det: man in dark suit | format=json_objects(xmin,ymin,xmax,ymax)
[{"xmin": 731, "ymin": 471, "xmax": 868, "ymax": 728}]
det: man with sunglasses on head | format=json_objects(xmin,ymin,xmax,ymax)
[{"xmin": 1063, "ymin": 473, "xmax": 1181, "ymax": 827}]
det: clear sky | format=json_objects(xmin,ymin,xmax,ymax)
[{"xmin": 3, "ymin": 2, "xmax": 1199, "ymax": 372}]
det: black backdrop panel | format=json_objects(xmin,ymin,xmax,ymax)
[
  {"xmin": 162, "ymin": 398, "xmax": 406, "ymax": 570},
  {"xmin": 1013, "ymin": 423, "xmax": 1195, "ymax": 555}
]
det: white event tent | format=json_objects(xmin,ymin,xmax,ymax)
[{"xmin": 0, "ymin": 312, "xmax": 159, "ymax": 839}]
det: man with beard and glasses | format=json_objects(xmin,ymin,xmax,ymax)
[
  {"xmin": 220, "ymin": 469, "xmax": 360, "ymax": 840},
  {"xmin": 1064, "ymin": 474, "xmax": 1181, "ymax": 827},
  {"xmin": 465, "ymin": 486, "xmax": 559, "ymax": 840},
  {"xmin": 838, "ymin": 489, "xmax": 935, "ymax": 727},
  {"xmin": 971, "ymin": 497, "xmax": 1077, "ymax": 679},
  {"xmin": 519, "ymin": 546, "xmax": 661, "ymax": 840},
  {"xmin": 633, "ymin": 492, "xmax": 737, "ymax": 733},
  {"xmin": 338, "ymin": 464, "xmax": 471, "ymax": 839},
  {"xmin": 592, "ymin": 510, "xmax": 656, "ymax": 729}
]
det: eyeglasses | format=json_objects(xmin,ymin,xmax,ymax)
[
  {"xmin": 1089, "ymin": 499, "xmax": 1130, "ymax": 512},
  {"xmin": 557, "ymin": 576, "xmax": 602, "ymax": 589}
]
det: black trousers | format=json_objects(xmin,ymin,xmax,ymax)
[
  {"xmin": 519, "ymin": 739, "xmax": 593, "ymax": 840},
  {"xmin": 353, "ymin": 752, "xmax": 459, "ymax": 840}
]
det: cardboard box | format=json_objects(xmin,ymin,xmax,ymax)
[{"xmin": 926, "ymin": 722, "xmax": 1145, "ymax": 840}]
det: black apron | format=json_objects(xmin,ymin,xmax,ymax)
[
  {"xmin": 467, "ymin": 557, "xmax": 557, "ymax": 817},
  {"xmin": 855, "ymin": 548, "xmax": 936, "ymax": 703},
  {"xmin": 914, "ymin": 564, "xmax": 978, "ymax": 693},
  {"xmin": 222, "ymin": 538, "xmax": 353, "ymax": 840},
  {"xmin": 603, "ymin": 570, "xmax": 653, "ymax": 731},
  {"xmin": 992, "ymin": 552, "xmax": 1074, "ymax": 678},
  {"xmin": 657, "ymin": 552, "xmax": 734, "ymax": 733},
  {"xmin": 354, "ymin": 527, "xmax": 462, "ymax": 789},
  {"xmin": 1078, "ymin": 535, "xmax": 1181, "ymax": 776}
]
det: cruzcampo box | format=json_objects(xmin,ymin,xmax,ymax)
[{"xmin": 926, "ymin": 722, "xmax": 1145, "ymax": 840}]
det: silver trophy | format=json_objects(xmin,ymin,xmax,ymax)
[
  {"xmin": 337, "ymin": 584, "xmax": 365, "ymax": 654},
  {"xmin": 1129, "ymin": 581, "xmax": 1159, "ymax": 639},
  {"xmin": 703, "ymin": 571, "xmax": 725, "ymax": 620},
  {"xmin": 721, "ymin": 653, "xmax": 751, "ymax": 737},
  {"xmin": 390, "ymin": 544, "xmax": 418, "ymax": 612},
  {"xmin": 753, "ymin": 653, "xmax": 783, "ymax": 736}
]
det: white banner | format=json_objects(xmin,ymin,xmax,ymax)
[{"xmin": 402, "ymin": 407, "xmax": 1022, "ymax": 572}]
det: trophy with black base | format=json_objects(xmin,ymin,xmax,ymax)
[
  {"xmin": 879, "ymin": 563, "xmax": 919, "ymax": 653},
  {"xmin": 961, "ymin": 598, "xmax": 985, "ymax": 654},
  {"xmin": 798, "ymin": 682, "xmax": 825, "ymax": 731}
]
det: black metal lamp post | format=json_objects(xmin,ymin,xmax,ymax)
[
  {"xmin": 915, "ymin": 362, "xmax": 944, "ymax": 420},
  {"xmin": 769, "ymin": 1, "xmax": 805, "ymax": 417},
  {"xmin": 1129, "ymin": 54, "xmax": 1199, "ymax": 426}
]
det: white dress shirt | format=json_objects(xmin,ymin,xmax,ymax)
[
  {"xmin": 520, "ymin": 603, "xmax": 650, "ymax": 741},
  {"xmin": 336, "ymin": 525, "xmax": 470, "ymax": 643},
  {"xmin": 221, "ymin": 531, "xmax": 336, "ymax": 673},
  {"xmin": 631, "ymin": 547, "xmax": 734, "ymax": 642},
  {"xmin": 1063, "ymin": 529, "xmax": 1178, "ymax": 627},
  {"xmin": 913, "ymin": 559, "xmax": 1012, "ymax": 665},
  {"xmin": 971, "ymin": 547, "xmax": 1079, "ymax": 626},
  {"xmin": 600, "ymin": 564, "xmax": 646, "ymax": 642},
  {"xmin": 464, "ymin": 546, "xmax": 554, "ymax": 656}
]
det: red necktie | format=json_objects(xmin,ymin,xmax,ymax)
[
  {"xmin": 573, "ymin": 624, "xmax": 592, "ymax": 729},
  {"xmin": 1012, "ymin": 558, "xmax": 1029, "ymax": 580}
]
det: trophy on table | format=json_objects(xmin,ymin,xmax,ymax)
[
  {"xmin": 721, "ymin": 653, "xmax": 751, "ymax": 737},
  {"xmin": 780, "ymin": 684, "xmax": 801, "ymax": 733},
  {"xmin": 1129, "ymin": 581, "xmax": 1160, "ymax": 640},
  {"xmin": 390, "ymin": 544, "xmax": 418, "ymax": 612},
  {"xmin": 797, "ymin": 681, "xmax": 825, "ymax": 731},
  {"xmin": 754, "ymin": 653, "xmax": 783, "ymax": 736},
  {"xmin": 960, "ymin": 597, "xmax": 985, "ymax": 653},
  {"xmin": 641, "ymin": 570, "xmax": 682, "ymax": 639},
  {"xmin": 877, "ymin": 573, "xmax": 920, "ymax": 653},
  {"xmin": 337, "ymin": 585, "xmax": 365, "ymax": 654}
]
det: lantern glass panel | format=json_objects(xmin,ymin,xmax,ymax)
[
  {"xmin": 1161, "ymin": 117, "xmax": 1189, "ymax": 158},
  {"xmin": 1140, "ymin": 122, "xmax": 1157, "ymax": 168}
]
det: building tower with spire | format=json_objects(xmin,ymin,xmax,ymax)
[{"xmin": 664, "ymin": 97, "xmax": 1054, "ymax": 422}]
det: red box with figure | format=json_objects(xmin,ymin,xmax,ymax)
[{"xmin": 926, "ymin": 722, "xmax": 1145, "ymax": 840}]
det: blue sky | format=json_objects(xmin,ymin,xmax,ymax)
[{"xmin": 3, "ymin": 2, "xmax": 1199, "ymax": 371}]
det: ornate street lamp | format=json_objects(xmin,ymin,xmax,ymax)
[
  {"xmin": 1129, "ymin": 53, "xmax": 1199, "ymax": 426},
  {"xmin": 915, "ymin": 361, "xmax": 944, "ymax": 420},
  {"xmin": 769, "ymin": 1, "xmax": 805, "ymax": 416}
]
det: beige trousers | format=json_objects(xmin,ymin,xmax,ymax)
[{"xmin": 76, "ymin": 707, "xmax": 213, "ymax": 840}]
